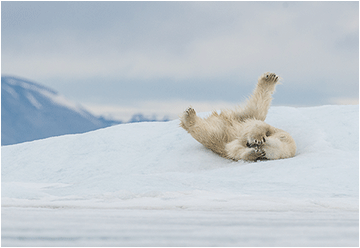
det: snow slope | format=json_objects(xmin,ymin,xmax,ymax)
[
  {"xmin": 1, "ymin": 76, "xmax": 121, "ymax": 146},
  {"xmin": 2, "ymin": 105, "xmax": 358, "ymax": 211},
  {"xmin": 2, "ymin": 105, "xmax": 359, "ymax": 246}
]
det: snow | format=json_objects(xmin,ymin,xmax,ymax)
[
  {"xmin": 2, "ymin": 105, "xmax": 359, "ymax": 246},
  {"xmin": 25, "ymin": 92, "xmax": 42, "ymax": 109},
  {"xmin": 2, "ymin": 208, "xmax": 357, "ymax": 247}
]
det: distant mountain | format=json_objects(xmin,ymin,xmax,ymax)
[
  {"xmin": 1, "ymin": 76, "xmax": 122, "ymax": 146},
  {"xmin": 129, "ymin": 113, "xmax": 170, "ymax": 123}
]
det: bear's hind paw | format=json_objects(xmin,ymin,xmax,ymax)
[
  {"xmin": 185, "ymin": 107, "xmax": 196, "ymax": 117},
  {"xmin": 180, "ymin": 107, "xmax": 197, "ymax": 128},
  {"xmin": 260, "ymin": 72, "xmax": 279, "ymax": 84}
]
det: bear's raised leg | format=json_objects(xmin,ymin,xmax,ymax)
[
  {"xmin": 179, "ymin": 107, "xmax": 197, "ymax": 130},
  {"xmin": 180, "ymin": 107, "xmax": 229, "ymax": 158},
  {"xmin": 236, "ymin": 72, "xmax": 280, "ymax": 121}
]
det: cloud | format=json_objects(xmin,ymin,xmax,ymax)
[
  {"xmin": 1, "ymin": 1, "xmax": 358, "ymax": 110},
  {"xmin": 331, "ymin": 98, "xmax": 359, "ymax": 105},
  {"xmin": 83, "ymin": 99, "xmax": 239, "ymax": 122}
]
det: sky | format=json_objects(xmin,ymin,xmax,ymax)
[{"xmin": 2, "ymin": 1, "xmax": 359, "ymax": 121}]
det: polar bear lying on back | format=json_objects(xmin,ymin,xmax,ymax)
[{"xmin": 180, "ymin": 72, "xmax": 296, "ymax": 161}]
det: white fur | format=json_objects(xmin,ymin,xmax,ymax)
[{"xmin": 180, "ymin": 72, "xmax": 296, "ymax": 161}]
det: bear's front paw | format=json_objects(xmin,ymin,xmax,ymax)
[
  {"xmin": 260, "ymin": 72, "xmax": 279, "ymax": 84},
  {"xmin": 245, "ymin": 147, "xmax": 266, "ymax": 161},
  {"xmin": 247, "ymin": 134, "xmax": 266, "ymax": 148}
]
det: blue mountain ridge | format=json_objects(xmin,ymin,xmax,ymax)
[{"xmin": 1, "ymin": 76, "xmax": 168, "ymax": 146}]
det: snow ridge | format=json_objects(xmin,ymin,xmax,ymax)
[{"xmin": 2, "ymin": 105, "xmax": 358, "ymax": 212}]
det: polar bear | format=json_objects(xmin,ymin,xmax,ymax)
[{"xmin": 180, "ymin": 72, "xmax": 296, "ymax": 161}]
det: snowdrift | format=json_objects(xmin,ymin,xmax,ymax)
[{"xmin": 2, "ymin": 105, "xmax": 359, "ymax": 212}]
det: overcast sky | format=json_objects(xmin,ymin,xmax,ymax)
[{"xmin": 2, "ymin": 1, "xmax": 359, "ymax": 121}]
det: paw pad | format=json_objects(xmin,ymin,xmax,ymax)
[
  {"xmin": 185, "ymin": 107, "xmax": 196, "ymax": 117},
  {"xmin": 263, "ymin": 72, "xmax": 279, "ymax": 83}
]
